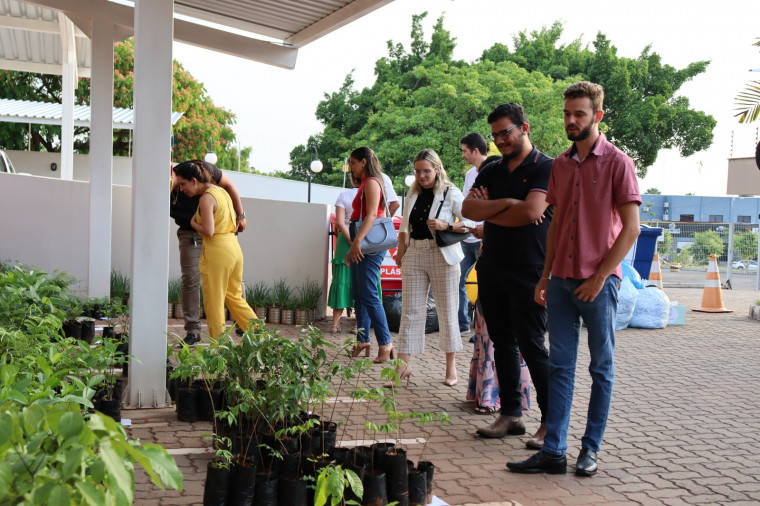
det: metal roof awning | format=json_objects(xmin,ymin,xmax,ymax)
[{"xmin": 0, "ymin": 97, "xmax": 184, "ymax": 129}]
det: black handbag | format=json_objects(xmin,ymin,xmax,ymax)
[
  {"xmin": 350, "ymin": 178, "xmax": 398, "ymax": 255},
  {"xmin": 434, "ymin": 187, "xmax": 471, "ymax": 247}
]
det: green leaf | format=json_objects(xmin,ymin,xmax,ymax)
[
  {"xmin": 48, "ymin": 484, "xmax": 70, "ymax": 506},
  {"xmin": 346, "ymin": 469, "xmax": 363, "ymax": 499},
  {"xmin": 75, "ymin": 481, "xmax": 105, "ymax": 506},
  {"xmin": 58, "ymin": 411, "xmax": 84, "ymax": 440},
  {"xmin": 126, "ymin": 443, "xmax": 183, "ymax": 491},
  {"xmin": 0, "ymin": 462, "xmax": 12, "ymax": 502},
  {"xmin": 62, "ymin": 446, "xmax": 85, "ymax": 481},
  {"xmin": 99, "ymin": 440, "xmax": 134, "ymax": 504},
  {"xmin": 0, "ymin": 413, "xmax": 12, "ymax": 447}
]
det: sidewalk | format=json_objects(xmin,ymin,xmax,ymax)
[{"xmin": 129, "ymin": 287, "xmax": 760, "ymax": 505}]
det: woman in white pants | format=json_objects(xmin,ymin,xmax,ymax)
[{"xmin": 390, "ymin": 149, "xmax": 475, "ymax": 387}]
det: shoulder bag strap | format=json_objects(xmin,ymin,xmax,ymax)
[
  {"xmin": 435, "ymin": 187, "xmax": 450, "ymax": 219},
  {"xmin": 360, "ymin": 177, "xmax": 390, "ymax": 219}
]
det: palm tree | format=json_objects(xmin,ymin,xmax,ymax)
[{"xmin": 735, "ymin": 37, "xmax": 760, "ymax": 123}]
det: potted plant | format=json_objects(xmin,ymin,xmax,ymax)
[
  {"xmin": 202, "ymin": 434, "xmax": 234, "ymax": 506},
  {"xmin": 281, "ymin": 295, "xmax": 298, "ymax": 325},
  {"xmin": 314, "ymin": 463, "xmax": 363, "ymax": 506},
  {"xmin": 298, "ymin": 278, "xmax": 323, "ymax": 324},
  {"xmin": 269, "ymin": 278, "xmax": 292, "ymax": 325},
  {"xmin": 171, "ymin": 340, "xmax": 203, "ymax": 422},
  {"xmin": 168, "ymin": 276, "xmax": 182, "ymax": 319},
  {"xmin": 62, "ymin": 296, "xmax": 84, "ymax": 340},
  {"xmin": 110, "ymin": 268, "xmax": 130, "ymax": 305},
  {"xmin": 246, "ymin": 281, "xmax": 270, "ymax": 322}
]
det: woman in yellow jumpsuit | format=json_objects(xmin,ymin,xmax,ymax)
[{"xmin": 173, "ymin": 160, "xmax": 257, "ymax": 338}]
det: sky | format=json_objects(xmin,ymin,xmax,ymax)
[{"xmin": 172, "ymin": 0, "xmax": 760, "ymax": 196}]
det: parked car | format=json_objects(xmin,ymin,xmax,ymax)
[
  {"xmin": 0, "ymin": 150, "xmax": 17, "ymax": 174},
  {"xmin": 732, "ymin": 260, "xmax": 758, "ymax": 272}
]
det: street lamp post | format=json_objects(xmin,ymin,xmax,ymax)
[
  {"xmin": 307, "ymin": 145, "xmax": 323, "ymax": 203},
  {"xmin": 204, "ymin": 136, "xmax": 217, "ymax": 165}
]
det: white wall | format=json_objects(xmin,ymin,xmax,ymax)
[
  {"xmin": 7, "ymin": 150, "xmax": 134, "ymax": 186},
  {"xmin": 5, "ymin": 149, "xmax": 346, "ymax": 207},
  {"xmin": 1, "ymin": 173, "xmax": 331, "ymax": 314}
]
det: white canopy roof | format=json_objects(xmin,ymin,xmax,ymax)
[{"xmin": 0, "ymin": 97, "xmax": 184, "ymax": 129}]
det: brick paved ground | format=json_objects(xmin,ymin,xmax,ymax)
[{"xmin": 128, "ymin": 287, "xmax": 760, "ymax": 505}]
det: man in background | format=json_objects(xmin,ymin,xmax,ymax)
[{"xmin": 458, "ymin": 132, "xmax": 487, "ymax": 335}]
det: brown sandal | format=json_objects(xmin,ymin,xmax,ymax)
[{"xmin": 473, "ymin": 405, "xmax": 497, "ymax": 415}]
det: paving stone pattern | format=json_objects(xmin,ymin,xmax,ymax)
[{"xmin": 129, "ymin": 288, "xmax": 760, "ymax": 505}]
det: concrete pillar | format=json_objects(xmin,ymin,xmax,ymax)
[
  {"xmin": 59, "ymin": 13, "xmax": 76, "ymax": 180},
  {"xmin": 127, "ymin": 0, "xmax": 173, "ymax": 408},
  {"xmin": 87, "ymin": 20, "xmax": 114, "ymax": 299}
]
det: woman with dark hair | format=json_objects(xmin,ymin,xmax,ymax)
[
  {"xmin": 172, "ymin": 160, "xmax": 257, "ymax": 339},
  {"xmin": 328, "ymin": 173, "xmax": 361, "ymax": 333},
  {"xmin": 346, "ymin": 147, "xmax": 393, "ymax": 362},
  {"xmin": 389, "ymin": 148, "xmax": 474, "ymax": 387}
]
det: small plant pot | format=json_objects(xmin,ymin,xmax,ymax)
[
  {"xmin": 408, "ymin": 467, "xmax": 427, "ymax": 506},
  {"xmin": 177, "ymin": 387, "xmax": 199, "ymax": 422},
  {"xmin": 203, "ymin": 462, "xmax": 231, "ymax": 506},
  {"xmin": 278, "ymin": 475, "xmax": 308, "ymax": 506},
  {"xmin": 63, "ymin": 320, "xmax": 82, "ymax": 340},
  {"xmin": 363, "ymin": 469, "xmax": 388, "ymax": 506},
  {"xmin": 173, "ymin": 302, "xmax": 184, "ymax": 319},
  {"xmin": 266, "ymin": 306, "xmax": 281, "ymax": 324},
  {"xmin": 278, "ymin": 451, "xmax": 300, "ymax": 479},
  {"xmin": 167, "ymin": 302, "xmax": 174, "ymax": 318},
  {"xmin": 317, "ymin": 421, "xmax": 337, "ymax": 454},
  {"xmin": 99, "ymin": 398, "xmax": 121, "ymax": 423},
  {"xmin": 383, "ymin": 449, "xmax": 408, "ymax": 506},
  {"xmin": 80, "ymin": 318, "xmax": 96, "ymax": 344},
  {"xmin": 102, "ymin": 326, "xmax": 115, "ymax": 339},
  {"xmin": 254, "ymin": 470, "xmax": 278, "ymax": 506},
  {"xmin": 372, "ymin": 442, "xmax": 395, "ymax": 472},
  {"xmin": 253, "ymin": 306, "xmax": 267, "ymax": 322},
  {"xmin": 228, "ymin": 461, "xmax": 256, "ymax": 506},
  {"xmin": 309, "ymin": 308, "xmax": 317, "ymax": 324},
  {"xmin": 417, "ymin": 461, "xmax": 435, "ymax": 504},
  {"xmin": 294, "ymin": 309, "xmax": 309, "ymax": 326},
  {"xmin": 280, "ymin": 308, "xmax": 295, "ymax": 325},
  {"xmin": 197, "ymin": 387, "xmax": 224, "ymax": 423}
]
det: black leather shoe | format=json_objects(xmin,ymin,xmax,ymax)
[
  {"xmin": 507, "ymin": 451, "xmax": 567, "ymax": 474},
  {"xmin": 575, "ymin": 448, "xmax": 598, "ymax": 476},
  {"xmin": 183, "ymin": 332, "xmax": 201, "ymax": 346}
]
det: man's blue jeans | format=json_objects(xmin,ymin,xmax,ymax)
[
  {"xmin": 350, "ymin": 251, "xmax": 391, "ymax": 346},
  {"xmin": 458, "ymin": 241, "xmax": 480, "ymax": 331},
  {"xmin": 542, "ymin": 275, "xmax": 619, "ymax": 457}
]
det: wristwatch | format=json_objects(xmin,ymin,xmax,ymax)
[
  {"xmin": 447, "ymin": 224, "xmax": 453, "ymax": 232},
  {"xmin": 237, "ymin": 212, "xmax": 246, "ymax": 220}
]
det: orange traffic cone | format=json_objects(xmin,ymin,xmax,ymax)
[
  {"xmin": 693, "ymin": 255, "xmax": 733, "ymax": 313},
  {"xmin": 647, "ymin": 253, "xmax": 663, "ymax": 290}
]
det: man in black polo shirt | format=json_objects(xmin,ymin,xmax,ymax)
[
  {"xmin": 461, "ymin": 103, "xmax": 552, "ymax": 447},
  {"xmin": 170, "ymin": 160, "xmax": 246, "ymax": 345}
]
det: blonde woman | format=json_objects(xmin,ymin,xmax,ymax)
[{"xmin": 390, "ymin": 149, "xmax": 475, "ymax": 387}]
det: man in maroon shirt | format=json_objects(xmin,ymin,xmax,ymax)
[{"xmin": 507, "ymin": 82, "xmax": 641, "ymax": 477}]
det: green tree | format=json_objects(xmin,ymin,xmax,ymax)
[
  {"xmin": 657, "ymin": 230, "xmax": 673, "ymax": 258},
  {"xmin": 481, "ymin": 22, "xmax": 716, "ymax": 177},
  {"xmin": 289, "ymin": 13, "xmax": 571, "ymax": 191},
  {"xmin": 734, "ymin": 37, "xmax": 760, "ymax": 123},
  {"xmin": 734, "ymin": 230, "xmax": 758, "ymax": 261},
  {"xmin": 0, "ymin": 38, "xmax": 250, "ymax": 171},
  {"xmin": 645, "ymin": 187, "xmax": 662, "ymax": 194},
  {"xmin": 690, "ymin": 230, "xmax": 724, "ymax": 263}
]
